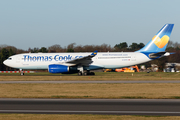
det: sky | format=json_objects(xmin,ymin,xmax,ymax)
[{"xmin": 0, "ymin": 0, "xmax": 180, "ymax": 50}]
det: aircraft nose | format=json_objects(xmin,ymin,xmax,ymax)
[{"xmin": 3, "ymin": 60, "xmax": 8, "ymax": 66}]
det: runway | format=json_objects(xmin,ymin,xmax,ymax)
[
  {"xmin": 1, "ymin": 99, "xmax": 180, "ymax": 116},
  {"xmin": 1, "ymin": 80, "xmax": 180, "ymax": 83}
]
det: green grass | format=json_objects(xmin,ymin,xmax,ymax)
[
  {"xmin": 0, "ymin": 72, "xmax": 180, "ymax": 81},
  {"xmin": 0, "ymin": 71, "xmax": 177, "ymax": 76}
]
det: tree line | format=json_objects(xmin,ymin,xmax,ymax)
[{"xmin": 0, "ymin": 41, "xmax": 179, "ymax": 71}]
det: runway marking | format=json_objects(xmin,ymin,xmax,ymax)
[{"xmin": 0, "ymin": 110, "xmax": 180, "ymax": 114}]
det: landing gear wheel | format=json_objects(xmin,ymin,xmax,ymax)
[
  {"xmin": 90, "ymin": 72, "xmax": 95, "ymax": 75},
  {"xmin": 78, "ymin": 72, "xmax": 82, "ymax": 76},
  {"xmin": 83, "ymin": 72, "xmax": 87, "ymax": 76},
  {"xmin": 20, "ymin": 72, "xmax": 24, "ymax": 76}
]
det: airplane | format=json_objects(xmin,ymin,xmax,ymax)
[{"xmin": 3, "ymin": 24, "xmax": 174, "ymax": 75}]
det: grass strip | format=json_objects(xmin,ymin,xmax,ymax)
[
  {"xmin": 0, "ymin": 72, "xmax": 180, "ymax": 81},
  {"xmin": 0, "ymin": 83, "xmax": 180, "ymax": 99},
  {"xmin": 0, "ymin": 114, "xmax": 180, "ymax": 120}
]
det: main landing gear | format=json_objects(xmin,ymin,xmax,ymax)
[
  {"xmin": 77, "ymin": 66, "xmax": 95, "ymax": 76},
  {"xmin": 78, "ymin": 71, "xmax": 95, "ymax": 76}
]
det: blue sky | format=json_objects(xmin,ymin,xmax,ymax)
[{"xmin": 0, "ymin": 0, "xmax": 180, "ymax": 50}]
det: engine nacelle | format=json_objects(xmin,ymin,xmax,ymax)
[{"xmin": 48, "ymin": 64, "xmax": 69, "ymax": 73}]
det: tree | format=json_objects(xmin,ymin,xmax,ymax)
[
  {"xmin": 9, "ymin": 48, "xmax": 14, "ymax": 56},
  {"xmin": 48, "ymin": 44, "xmax": 62, "ymax": 52},
  {"xmin": 129, "ymin": 42, "xmax": 145, "ymax": 51},
  {"xmin": 29, "ymin": 47, "xmax": 39, "ymax": 53},
  {"xmin": 67, "ymin": 48, "xmax": 74, "ymax": 52},
  {"xmin": 0, "ymin": 53, "xmax": 2, "ymax": 70},
  {"xmin": 0, "ymin": 48, "xmax": 10, "ymax": 70},
  {"xmin": 67, "ymin": 43, "xmax": 76, "ymax": 52},
  {"xmin": 39, "ymin": 47, "xmax": 48, "ymax": 53},
  {"xmin": 138, "ymin": 43, "xmax": 145, "ymax": 49},
  {"xmin": 129, "ymin": 43, "xmax": 138, "ymax": 51},
  {"xmin": 114, "ymin": 42, "xmax": 128, "ymax": 49},
  {"xmin": 167, "ymin": 40, "xmax": 173, "ymax": 48}
]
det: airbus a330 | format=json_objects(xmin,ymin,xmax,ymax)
[{"xmin": 3, "ymin": 24, "xmax": 174, "ymax": 75}]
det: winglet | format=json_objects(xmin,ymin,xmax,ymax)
[{"xmin": 91, "ymin": 50, "xmax": 98, "ymax": 56}]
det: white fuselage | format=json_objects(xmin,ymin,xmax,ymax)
[{"xmin": 3, "ymin": 52, "xmax": 150, "ymax": 70}]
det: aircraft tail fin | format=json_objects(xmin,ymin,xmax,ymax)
[{"xmin": 137, "ymin": 24, "xmax": 174, "ymax": 52}]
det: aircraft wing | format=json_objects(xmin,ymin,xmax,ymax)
[{"xmin": 65, "ymin": 51, "xmax": 98, "ymax": 66}]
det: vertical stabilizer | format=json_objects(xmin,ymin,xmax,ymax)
[{"xmin": 137, "ymin": 24, "xmax": 174, "ymax": 52}]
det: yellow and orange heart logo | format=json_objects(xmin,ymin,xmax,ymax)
[{"xmin": 152, "ymin": 35, "xmax": 169, "ymax": 48}]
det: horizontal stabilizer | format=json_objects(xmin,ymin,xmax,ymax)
[{"xmin": 149, "ymin": 52, "xmax": 170, "ymax": 58}]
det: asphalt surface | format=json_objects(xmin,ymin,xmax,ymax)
[
  {"xmin": 1, "ymin": 99, "xmax": 180, "ymax": 116},
  {"xmin": 1, "ymin": 81, "xmax": 180, "ymax": 83}
]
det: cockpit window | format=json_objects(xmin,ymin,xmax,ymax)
[{"xmin": 8, "ymin": 58, "xmax": 12, "ymax": 60}]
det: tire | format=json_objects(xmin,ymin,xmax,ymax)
[
  {"xmin": 83, "ymin": 72, "xmax": 87, "ymax": 76},
  {"xmin": 90, "ymin": 72, "xmax": 95, "ymax": 75},
  {"xmin": 20, "ymin": 73, "xmax": 24, "ymax": 76},
  {"xmin": 78, "ymin": 72, "xmax": 82, "ymax": 76}
]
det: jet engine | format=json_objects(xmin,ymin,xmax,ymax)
[{"xmin": 48, "ymin": 64, "xmax": 69, "ymax": 73}]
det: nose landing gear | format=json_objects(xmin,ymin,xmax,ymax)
[{"xmin": 20, "ymin": 69, "xmax": 24, "ymax": 76}]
